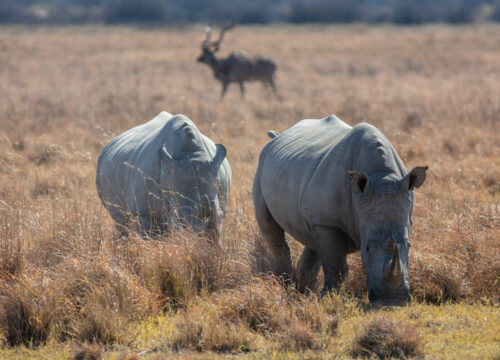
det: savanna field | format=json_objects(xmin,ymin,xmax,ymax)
[{"xmin": 0, "ymin": 25, "xmax": 499, "ymax": 359}]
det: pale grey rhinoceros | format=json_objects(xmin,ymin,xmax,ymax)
[
  {"xmin": 96, "ymin": 111, "xmax": 231, "ymax": 239},
  {"xmin": 252, "ymin": 115, "xmax": 427, "ymax": 305}
]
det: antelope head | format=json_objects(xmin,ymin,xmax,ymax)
[{"xmin": 197, "ymin": 23, "xmax": 234, "ymax": 64}]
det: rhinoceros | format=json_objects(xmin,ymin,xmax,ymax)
[
  {"xmin": 252, "ymin": 115, "xmax": 427, "ymax": 305},
  {"xmin": 96, "ymin": 111, "xmax": 231, "ymax": 238}
]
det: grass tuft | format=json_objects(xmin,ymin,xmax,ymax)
[
  {"xmin": 55, "ymin": 261, "xmax": 150, "ymax": 345},
  {"xmin": 73, "ymin": 343, "xmax": 102, "ymax": 360},
  {"xmin": 0, "ymin": 278, "xmax": 57, "ymax": 347},
  {"xmin": 352, "ymin": 315, "xmax": 424, "ymax": 359}
]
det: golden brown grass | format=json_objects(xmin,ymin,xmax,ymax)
[
  {"xmin": 351, "ymin": 314, "xmax": 424, "ymax": 358},
  {"xmin": 0, "ymin": 25, "xmax": 499, "ymax": 358}
]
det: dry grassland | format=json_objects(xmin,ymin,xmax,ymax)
[{"xmin": 0, "ymin": 25, "xmax": 499, "ymax": 359}]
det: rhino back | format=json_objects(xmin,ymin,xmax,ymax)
[
  {"xmin": 301, "ymin": 122, "xmax": 408, "ymax": 247},
  {"xmin": 96, "ymin": 112, "xmax": 174, "ymax": 215},
  {"xmin": 257, "ymin": 115, "xmax": 351, "ymax": 245}
]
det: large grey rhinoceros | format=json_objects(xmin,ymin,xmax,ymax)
[
  {"xmin": 96, "ymin": 111, "xmax": 231, "ymax": 239},
  {"xmin": 252, "ymin": 115, "xmax": 427, "ymax": 305}
]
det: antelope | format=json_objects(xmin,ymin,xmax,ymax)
[{"xmin": 197, "ymin": 24, "xmax": 278, "ymax": 100}]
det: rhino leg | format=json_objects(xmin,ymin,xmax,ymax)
[
  {"xmin": 297, "ymin": 247, "xmax": 321, "ymax": 293},
  {"xmin": 137, "ymin": 215, "xmax": 165, "ymax": 238},
  {"xmin": 137, "ymin": 215, "xmax": 154, "ymax": 237},
  {"xmin": 313, "ymin": 226, "xmax": 349, "ymax": 297},
  {"xmin": 253, "ymin": 183, "xmax": 293, "ymax": 281},
  {"xmin": 105, "ymin": 205, "xmax": 130, "ymax": 236}
]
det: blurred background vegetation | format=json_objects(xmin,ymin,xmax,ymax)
[{"xmin": 1, "ymin": 0, "xmax": 500, "ymax": 25}]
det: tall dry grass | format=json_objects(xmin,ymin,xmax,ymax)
[{"xmin": 0, "ymin": 25, "xmax": 499, "ymax": 351}]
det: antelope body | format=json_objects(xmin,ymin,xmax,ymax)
[{"xmin": 197, "ymin": 24, "xmax": 277, "ymax": 100}]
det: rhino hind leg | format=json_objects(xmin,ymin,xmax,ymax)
[
  {"xmin": 297, "ymin": 247, "xmax": 321, "ymax": 293},
  {"xmin": 313, "ymin": 226, "xmax": 349, "ymax": 297},
  {"xmin": 253, "ymin": 184, "xmax": 293, "ymax": 282}
]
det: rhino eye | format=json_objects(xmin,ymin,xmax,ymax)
[{"xmin": 366, "ymin": 245, "xmax": 370, "ymax": 252}]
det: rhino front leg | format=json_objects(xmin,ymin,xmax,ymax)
[
  {"xmin": 297, "ymin": 247, "xmax": 321, "ymax": 293},
  {"xmin": 313, "ymin": 226, "xmax": 349, "ymax": 297},
  {"xmin": 137, "ymin": 215, "xmax": 163, "ymax": 238}
]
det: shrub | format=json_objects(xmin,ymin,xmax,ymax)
[
  {"xmin": 0, "ymin": 278, "xmax": 57, "ymax": 347},
  {"xmin": 352, "ymin": 315, "xmax": 424, "ymax": 358},
  {"xmin": 171, "ymin": 308, "xmax": 251, "ymax": 353},
  {"xmin": 56, "ymin": 262, "xmax": 149, "ymax": 345},
  {"xmin": 410, "ymin": 253, "xmax": 465, "ymax": 304},
  {"xmin": 73, "ymin": 343, "xmax": 103, "ymax": 360},
  {"xmin": 218, "ymin": 277, "xmax": 288, "ymax": 333}
]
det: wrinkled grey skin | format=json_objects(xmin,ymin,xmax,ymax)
[
  {"xmin": 253, "ymin": 115, "xmax": 427, "ymax": 305},
  {"xmin": 96, "ymin": 111, "xmax": 231, "ymax": 239}
]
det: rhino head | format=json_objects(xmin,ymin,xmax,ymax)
[
  {"xmin": 159, "ymin": 143, "xmax": 227, "ymax": 240},
  {"xmin": 350, "ymin": 166, "xmax": 428, "ymax": 306}
]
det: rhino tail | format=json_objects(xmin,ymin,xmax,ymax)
[{"xmin": 268, "ymin": 130, "xmax": 280, "ymax": 139}]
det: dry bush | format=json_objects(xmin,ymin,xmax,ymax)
[
  {"xmin": 277, "ymin": 319, "xmax": 318, "ymax": 351},
  {"xmin": 170, "ymin": 277, "xmax": 285, "ymax": 352},
  {"xmin": 55, "ymin": 260, "xmax": 151, "ymax": 345},
  {"xmin": 73, "ymin": 343, "xmax": 103, "ymax": 360},
  {"xmin": 277, "ymin": 297, "xmax": 339, "ymax": 351},
  {"xmin": 170, "ymin": 278, "xmax": 339, "ymax": 352},
  {"xmin": 126, "ymin": 226, "xmax": 254, "ymax": 307},
  {"xmin": 119, "ymin": 238, "xmax": 195, "ymax": 312},
  {"xmin": 410, "ymin": 252, "xmax": 465, "ymax": 304},
  {"xmin": 352, "ymin": 315, "xmax": 424, "ymax": 359},
  {"xmin": 0, "ymin": 239, "xmax": 23, "ymax": 281},
  {"xmin": 219, "ymin": 278, "xmax": 338, "ymax": 350},
  {"xmin": 171, "ymin": 306, "xmax": 252, "ymax": 353},
  {"xmin": 0, "ymin": 277, "xmax": 57, "ymax": 347},
  {"xmin": 148, "ymin": 263, "xmax": 189, "ymax": 311},
  {"xmin": 217, "ymin": 277, "xmax": 289, "ymax": 333}
]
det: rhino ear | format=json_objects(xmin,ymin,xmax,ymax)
[
  {"xmin": 159, "ymin": 145, "xmax": 174, "ymax": 165},
  {"xmin": 268, "ymin": 130, "xmax": 280, "ymax": 139},
  {"xmin": 402, "ymin": 166, "xmax": 428, "ymax": 191},
  {"xmin": 211, "ymin": 144, "xmax": 227, "ymax": 171},
  {"xmin": 349, "ymin": 170, "xmax": 369, "ymax": 194}
]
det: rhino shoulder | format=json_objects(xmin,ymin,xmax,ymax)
[{"xmin": 351, "ymin": 122, "xmax": 383, "ymax": 137}]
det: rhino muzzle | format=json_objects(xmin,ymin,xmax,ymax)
[
  {"xmin": 369, "ymin": 288, "xmax": 411, "ymax": 307},
  {"xmin": 368, "ymin": 237, "xmax": 409, "ymax": 306}
]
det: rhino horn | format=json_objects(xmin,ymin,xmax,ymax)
[
  {"xmin": 201, "ymin": 195, "xmax": 210, "ymax": 219},
  {"xmin": 211, "ymin": 144, "xmax": 227, "ymax": 171},
  {"xmin": 204, "ymin": 200, "xmax": 219, "ymax": 241},
  {"xmin": 384, "ymin": 237, "xmax": 403, "ymax": 284},
  {"xmin": 159, "ymin": 145, "xmax": 174, "ymax": 164}
]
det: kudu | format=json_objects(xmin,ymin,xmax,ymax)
[{"xmin": 197, "ymin": 24, "xmax": 278, "ymax": 100}]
